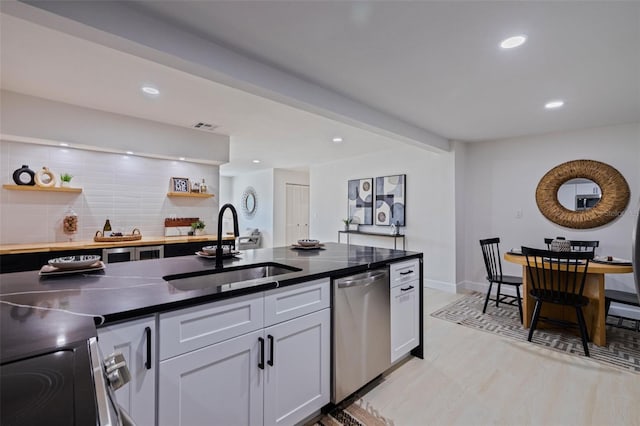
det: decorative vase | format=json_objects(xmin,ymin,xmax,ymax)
[
  {"xmin": 195, "ymin": 229, "xmax": 205, "ymax": 236},
  {"xmin": 12, "ymin": 165, "xmax": 35, "ymax": 186},
  {"xmin": 61, "ymin": 181, "xmax": 70, "ymax": 188},
  {"xmin": 550, "ymin": 238, "xmax": 571, "ymax": 252}
]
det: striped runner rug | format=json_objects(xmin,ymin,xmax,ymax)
[
  {"xmin": 431, "ymin": 292, "xmax": 640, "ymax": 373},
  {"xmin": 313, "ymin": 398, "xmax": 394, "ymax": 426}
]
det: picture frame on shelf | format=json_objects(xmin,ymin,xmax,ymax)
[
  {"xmin": 375, "ymin": 174, "xmax": 406, "ymax": 226},
  {"xmin": 170, "ymin": 177, "xmax": 190, "ymax": 193},
  {"xmin": 348, "ymin": 178, "xmax": 373, "ymax": 225}
]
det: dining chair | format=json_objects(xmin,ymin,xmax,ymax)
[
  {"xmin": 522, "ymin": 247, "xmax": 595, "ymax": 356},
  {"xmin": 479, "ymin": 238, "xmax": 523, "ymax": 323},
  {"xmin": 569, "ymin": 240, "xmax": 599, "ymax": 252}
]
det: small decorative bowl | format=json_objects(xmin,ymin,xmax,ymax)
[
  {"xmin": 48, "ymin": 255, "xmax": 101, "ymax": 270},
  {"xmin": 297, "ymin": 239, "xmax": 320, "ymax": 247},
  {"xmin": 202, "ymin": 246, "xmax": 231, "ymax": 255},
  {"xmin": 202, "ymin": 246, "xmax": 217, "ymax": 255}
]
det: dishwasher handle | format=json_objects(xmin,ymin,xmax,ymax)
[{"xmin": 337, "ymin": 272, "xmax": 386, "ymax": 288}]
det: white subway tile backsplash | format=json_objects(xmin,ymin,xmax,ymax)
[{"xmin": 1, "ymin": 140, "xmax": 220, "ymax": 244}]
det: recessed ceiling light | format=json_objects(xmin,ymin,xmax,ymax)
[
  {"xmin": 252, "ymin": 159, "xmax": 261, "ymax": 164},
  {"xmin": 59, "ymin": 143, "xmax": 69, "ymax": 147},
  {"xmin": 141, "ymin": 85, "xmax": 160, "ymax": 96},
  {"xmin": 545, "ymin": 100, "xmax": 565, "ymax": 109},
  {"xmin": 500, "ymin": 35, "xmax": 527, "ymax": 49},
  {"xmin": 332, "ymin": 137, "xmax": 343, "ymax": 143},
  {"xmin": 126, "ymin": 151, "xmax": 133, "ymax": 155},
  {"xmin": 179, "ymin": 157, "xmax": 185, "ymax": 161}
]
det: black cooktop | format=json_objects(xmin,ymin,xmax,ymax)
[{"xmin": 0, "ymin": 344, "xmax": 97, "ymax": 426}]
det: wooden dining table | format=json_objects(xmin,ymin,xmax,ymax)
[{"xmin": 504, "ymin": 252, "xmax": 633, "ymax": 346}]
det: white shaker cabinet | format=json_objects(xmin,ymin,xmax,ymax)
[
  {"xmin": 390, "ymin": 259, "xmax": 421, "ymax": 363},
  {"xmin": 97, "ymin": 316, "xmax": 157, "ymax": 426},
  {"xmin": 158, "ymin": 278, "xmax": 330, "ymax": 426}
]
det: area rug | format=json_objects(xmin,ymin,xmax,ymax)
[
  {"xmin": 431, "ymin": 292, "xmax": 640, "ymax": 373},
  {"xmin": 313, "ymin": 398, "xmax": 394, "ymax": 426}
]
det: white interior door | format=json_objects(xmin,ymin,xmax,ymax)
[{"xmin": 286, "ymin": 184, "xmax": 309, "ymax": 245}]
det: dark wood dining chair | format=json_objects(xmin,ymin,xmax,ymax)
[
  {"xmin": 479, "ymin": 238, "xmax": 523, "ymax": 323},
  {"xmin": 522, "ymin": 246, "xmax": 595, "ymax": 356},
  {"xmin": 569, "ymin": 240, "xmax": 599, "ymax": 252}
]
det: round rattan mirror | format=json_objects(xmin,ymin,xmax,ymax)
[{"xmin": 535, "ymin": 160, "xmax": 630, "ymax": 229}]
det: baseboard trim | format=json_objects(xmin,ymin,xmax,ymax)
[{"xmin": 425, "ymin": 279, "xmax": 457, "ymax": 293}]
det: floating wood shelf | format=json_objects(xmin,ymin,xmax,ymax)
[
  {"xmin": 167, "ymin": 192, "xmax": 214, "ymax": 198},
  {"xmin": 3, "ymin": 184, "xmax": 82, "ymax": 193}
]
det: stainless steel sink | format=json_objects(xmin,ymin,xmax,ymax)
[{"xmin": 164, "ymin": 263, "xmax": 301, "ymax": 291}]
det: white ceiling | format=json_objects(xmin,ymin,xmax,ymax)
[
  {"xmin": 0, "ymin": 13, "xmax": 399, "ymax": 176},
  {"xmin": 2, "ymin": 1, "xmax": 639, "ymax": 175}
]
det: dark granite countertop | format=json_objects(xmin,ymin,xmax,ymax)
[{"xmin": 0, "ymin": 243, "xmax": 421, "ymax": 363}]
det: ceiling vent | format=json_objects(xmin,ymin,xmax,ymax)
[{"xmin": 191, "ymin": 122, "xmax": 219, "ymax": 132}]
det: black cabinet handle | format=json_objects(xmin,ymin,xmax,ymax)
[
  {"xmin": 400, "ymin": 285, "xmax": 415, "ymax": 292},
  {"xmin": 144, "ymin": 327, "xmax": 152, "ymax": 370},
  {"xmin": 258, "ymin": 337, "xmax": 265, "ymax": 369},
  {"xmin": 267, "ymin": 335, "xmax": 274, "ymax": 367},
  {"xmin": 400, "ymin": 270, "xmax": 414, "ymax": 275}
]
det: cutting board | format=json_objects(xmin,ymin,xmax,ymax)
[{"xmin": 164, "ymin": 217, "xmax": 199, "ymax": 237}]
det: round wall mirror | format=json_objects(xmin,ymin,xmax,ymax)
[
  {"xmin": 536, "ymin": 159, "xmax": 630, "ymax": 229},
  {"xmin": 241, "ymin": 187, "xmax": 258, "ymax": 218}
]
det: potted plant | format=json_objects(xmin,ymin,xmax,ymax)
[
  {"xmin": 60, "ymin": 173, "xmax": 73, "ymax": 187},
  {"xmin": 191, "ymin": 220, "xmax": 206, "ymax": 236},
  {"xmin": 342, "ymin": 217, "xmax": 352, "ymax": 231}
]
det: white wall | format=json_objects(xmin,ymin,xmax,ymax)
[
  {"xmin": 1, "ymin": 91, "xmax": 230, "ymax": 163},
  {"xmin": 0, "ymin": 140, "xmax": 219, "ymax": 244},
  {"xmin": 273, "ymin": 169, "xmax": 309, "ymax": 247},
  {"xmin": 218, "ymin": 176, "xmax": 234, "ymax": 206},
  {"xmin": 460, "ymin": 123, "xmax": 640, "ymax": 294},
  {"xmin": 310, "ymin": 145, "xmax": 457, "ymax": 290},
  {"xmin": 231, "ymin": 170, "xmax": 274, "ymax": 247},
  {"xmin": 453, "ymin": 140, "xmax": 468, "ymax": 285}
]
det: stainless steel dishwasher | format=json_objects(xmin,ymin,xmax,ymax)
[{"xmin": 332, "ymin": 268, "xmax": 390, "ymax": 403}]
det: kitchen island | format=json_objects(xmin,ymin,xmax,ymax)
[{"xmin": 1, "ymin": 243, "xmax": 423, "ymax": 426}]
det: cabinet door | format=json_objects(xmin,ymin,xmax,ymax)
[
  {"xmin": 159, "ymin": 329, "xmax": 264, "ymax": 426},
  {"xmin": 391, "ymin": 282, "xmax": 420, "ymax": 363},
  {"xmin": 97, "ymin": 316, "xmax": 156, "ymax": 426},
  {"xmin": 264, "ymin": 309, "xmax": 330, "ymax": 426}
]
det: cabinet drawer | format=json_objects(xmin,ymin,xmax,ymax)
[
  {"xmin": 390, "ymin": 259, "xmax": 420, "ymax": 288},
  {"xmin": 264, "ymin": 279, "xmax": 330, "ymax": 327},
  {"xmin": 159, "ymin": 293, "xmax": 264, "ymax": 360}
]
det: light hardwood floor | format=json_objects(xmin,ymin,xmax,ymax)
[{"xmin": 363, "ymin": 289, "xmax": 640, "ymax": 426}]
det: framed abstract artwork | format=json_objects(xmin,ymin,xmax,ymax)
[
  {"xmin": 375, "ymin": 174, "xmax": 406, "ymax": 226},
  {"xmin": 348, "ymin": 178, "xmax": 373, "ymax": 225}
]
